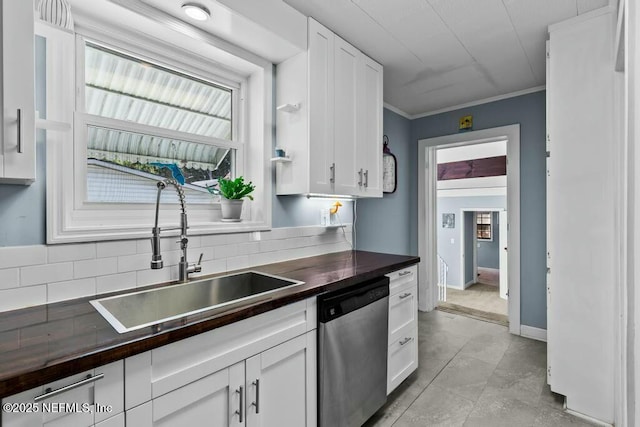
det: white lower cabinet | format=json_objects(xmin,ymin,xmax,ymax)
[
  {"xmin": 126, "ymin": 332, "xmax": 316, "ymax": 427},
  {"xmin": 124, "ymin": 299, "xmax": 317, "ymax": 427},
  {"xmin": 385, "ymin": 266, "xmax": 418, "ymax": 394},
  {"xmin": 1, "ymin": 361, "xmax": 124, "ymax": 427}
]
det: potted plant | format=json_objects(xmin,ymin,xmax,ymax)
[{"xmin": 216, "ymin": 176, "xmax": 255, "ymax": 221}]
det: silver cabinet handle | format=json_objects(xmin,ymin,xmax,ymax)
[
  {"xmin": 235, "ymin": 386, "xmax": 244, "ymax": 422},
  {"xmin": 399, "ymin": 271, "xmax": 412, "ymax": 277},
  {"xmin": 358, "ymin": 168, "xmax": 363, "ymax": 186},
  {"xmin": 399, "ymin": 292, "xmax": 412, "ymax": 299},
  {"xmin": 16, "ymin": 109, "xmax": 22, "ymax": 153},
  {"xmin": 330, "ymin": 163, "xmax": 335, "ymax": 183},
  {"xmin": 364, "ymin": 169, "xmax": 369, "ymax": 188},
  {"xmin": 34, "ymin": 373, "xmax": 104, "ymax": 402},
  {"xmin": 399, "ymin": 337, "xmax": 413, "ymax": 346},
  {"xmin": 251, "ymin": 379, "xmax": 260, "ymax": 413}
]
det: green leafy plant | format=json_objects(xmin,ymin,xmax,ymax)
[{"xmin": 217, "ymin": 176, "xmax": 256, "ymax": 200}]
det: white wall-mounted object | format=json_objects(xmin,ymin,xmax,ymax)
[
  {"xmin": 275, "ymin": 18, "xmax": 383, "ymax": 198},
  {"xmin": 0, "ymin": 0, "xmax": 35, "ymax": 184},
  {"xmin": 2, "ymin": 361, "xmax": 124, "ymax": 426},
  {"xmin": 386, "ymin": 265, "xmax": 418, "ymax": 394},
  {"xmin": 547, "ymin": 7, "xmax": 616, "ymax": 425},
  {"xmin": 37, "ymin": 0, "xmax": 74, "ymax": 30},
  {"xmin": 276, "ymin": 103, "xmax": 300, "ymax": 113}
]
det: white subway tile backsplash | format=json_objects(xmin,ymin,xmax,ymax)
[
  {"xmin": 136, "ymin": 268, "xmax": 173, "ymax": 288},
  {"xmin": 97, "ymin": 240, "xmax": 138, "ymax": 258},
  {"xmin": 0, "ymin": 268, "xmax": 19, "ymax": 290},
  {"xmin": 0, "ymin": 245, "xmax": 46, "ymax": 269},
  {"xmin": 193, "ymin": 259, "xmax": 226, "ymax": 277},
  {"xmin": 97, "ymin": 272, "xmax": 137, "ymax": 295},
  {"xmin": 118, "ymin": 253, "xmax": 153, "ymax": 273},
  {"xmin": 21, "ymin": 262, "xmax": 74, "ymax": 287},
  {"xmin": 0, "ymin": 286, "xmax": 47, "ymax": 312},
  {"xmin": 74, "ymin": 257, "xmax": 118, "ymax": 279},
  {"xmin": 215, "ymin": 243, "xmax": 238, "ymax": 259},
  {"xmin": 48, "ymin": 278, "xmax": 96, "ymax": 303},
  {"xmin": 48, "ymin": 243, "xmax": 96, "ymax": 263},
  {"xmin": 226, "ymin": 255, "xmax": 250, "ymax": 271},
  {"xmin": 0, "ymin": 225, "xmax": 354, "ymax": 312},
  {"xmin": 200, "ymin": 234, "xmax": 227, "ymax": 247}
]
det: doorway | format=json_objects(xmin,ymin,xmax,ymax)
[
  {"xmin": 438, "ymin": 207, "xmax": 508, "ymax": 325},
  {"xmin": 417, "ymin": 124, "xmax": 521, "ymax": 335}
]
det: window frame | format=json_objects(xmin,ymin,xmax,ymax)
[
  {"xmin": 476, "ymin": 212, "xmax": 493, "ymax": 241},
  {"xmin": 42, "ymin": 13, "xmax": 273, "ymax": 244}
]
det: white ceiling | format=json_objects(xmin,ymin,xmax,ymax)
[{"xmin": 283, "ymin": 0, "xmax": 610, "ymax": 116}]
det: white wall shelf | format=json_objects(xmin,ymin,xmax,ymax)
[
  {"xmin": 276, "ymin": 103, "xmax": 300, "ymax": 113},
  {"xmin": 270, "ymin": 156, "xmax": 292, "ymax": 163}
]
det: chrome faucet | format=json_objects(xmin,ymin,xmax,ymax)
[{"xmin": 151, "ymin": 179, "xmax": 202, "ymax": 282}]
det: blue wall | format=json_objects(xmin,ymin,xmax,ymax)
[
  {"xmin": 437, "ymin": 196, "xmax": 506, "ymax": 287},
  {"xmin": 411, "ymin": 91, "xmax": 547, "ymax": 329},
  {"xmin": 355, "ymin": 108, "xmax": 413, "ymax": 255},
  {"xmin": 478, "ymin": 212, "xmax": 500, "ymax": 269},
  {"xmin": 0, "ymin": 37, "xmax": 46, "ymax": 246}
]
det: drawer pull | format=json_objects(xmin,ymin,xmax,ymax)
[
  {"xmin": 235, "ymin": 386, "xmax": 244, "ymax": 422},
  {"xmin": 398, "ymin": 271, "xmax": 412, "ymax": 277},
  {"xmin": 34, "ymin": 373, "xmax": 104, "ymax": 402},
  {"xmin": 399, "ymin": 292, "xmax": 412, "ymax": 299},
  {"xmin": 251, "ymin": 379, "xmax": 260, "ymax": 414},
  {"xmin": 399, "ymin": 337, "xmax": 413, "ymax": 346},
  {"xmin": 17, "ymin": 109, "xmax": 22, "ymax": 153}
]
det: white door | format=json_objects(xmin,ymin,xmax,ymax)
[
  {"xmin": 333, "ymin": 36, "xmax": 360, "ymax": 196},
  {"xmin": 499, "ymin": 210, "xmax": 508, "ymax": 300},
  {"xmin": 308, "ymin": 18, "xmax": 335, "ymax": 194},
  {"xmin": 142, "ymin": 362, "xmax": 244, "ymax": 427},
  {"xmin": 245, "ymin": 332, "xmax": 316, "ymax": 427}
]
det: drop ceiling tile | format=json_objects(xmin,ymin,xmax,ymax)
[
  {"xmin": 502, "ymin": 0, "xmax": 576, "ymax": 81},
  {"xmin": 351, "ymin": 0, "xmax": 472, "ymax": 71},
  {"xmin": 577, "ymin": 0, "xmax": 609, "ymax": 14}
]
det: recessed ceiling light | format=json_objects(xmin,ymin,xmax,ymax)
[{"xmin": 182, "ymin": 3, "xmax": 210, "ymax": 21}]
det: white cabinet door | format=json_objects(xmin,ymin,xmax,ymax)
[
  {"xmin": 0, "ymin": 0, "xmax": 35, "ymax": 184},
  {"xmin": 308, "ymin": 18, "xmax": 334, "ymax": 195},
  {"xmin": 547, "ymin": 11, "xmax": 615, "ymax": 424},
  {"xmin": 246, "ymin": 331, "xmax": 316, "ymax": 427},
  {"xmin": 357, "ymin": 55, "xmax": 383, "ymax": 197},
  {"xmin": 333, "ymin": 36, "xmax": 360, "ymax": 196},
  {"xmin": 133, "ymin": 362, "xmax": 244, "ymax": 427}
]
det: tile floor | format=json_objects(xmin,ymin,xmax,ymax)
[{"xmin": 364, "ymin": 310, "xmax": 596, "ymax": 427}]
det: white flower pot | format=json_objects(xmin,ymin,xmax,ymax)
[{"xmin": 220, "ymin": 199, "xmax": 244, "ymax": 220}]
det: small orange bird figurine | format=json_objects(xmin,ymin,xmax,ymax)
[{"xmin": 329, "ymin": 201, "xmax": 342, "ymax": 215}]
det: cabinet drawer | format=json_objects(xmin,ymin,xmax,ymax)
[
  {"xmin": 386, "ymin": 265, "xmax": 417, "ymax": 294},
  {"xmin": 388, "ymin": 281, "xmax": 417, "ymax": 345},
  {"xmin": 2, "ymin": 361, "xmax": 123, "ymax": 427},
  {"xmin": 387, "ymin": 326, "xmax": 417, "ymax": 395},
  {"xmin": 127, "ymin": 299, "xmax": 315, "ymax": 406}
]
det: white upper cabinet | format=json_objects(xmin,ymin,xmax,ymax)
[
  {"xmin": 275, "ymin": 18, "xmax": 383, "ymax": 198},
  {"xmin": 0, "ymin": 0, "xmax": 35, "ymax": 184}
]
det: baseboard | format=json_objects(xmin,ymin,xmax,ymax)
[
  {"xmin": 520, "ymin": 325, "xmax": 547, "ymax": 342},
  {"xmin": 446, "ymin": 284, "xmax": 465, "ymax": 291},
  {"xmin": 463, "ymin": 279, "xmax": 475, "ymax": 290},
  {"xmin": 565, "ymin": 408, "xmax": 613, "ymax": 427}
]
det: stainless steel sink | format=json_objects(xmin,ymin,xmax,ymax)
[{"xmin": 90, "ymin": 271, "xmax": 305, "ymax": 333}]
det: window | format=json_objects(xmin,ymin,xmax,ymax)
[
  {"xmin": 81, "ymin": 42, "xmax": 238, "ymax": 205},
  {"xmin": 476, "ymin": 212, "xmax": 492, "ymax": 240},
  {"xmin": 41, "ymin": 13, "xmax": 272, "ymax": 243}
]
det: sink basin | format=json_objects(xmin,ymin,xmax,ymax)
[{"xmin": 90, "ymin": 271, "xmax": 305, "ymax": 333}]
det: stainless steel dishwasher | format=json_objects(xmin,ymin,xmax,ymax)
[{"xmin": 318, "ymin": 276, "xmax": 390, "ymax": 427}]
